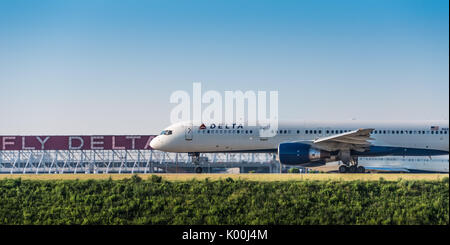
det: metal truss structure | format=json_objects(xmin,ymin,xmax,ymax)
[{"xmin": 0, "ymin": 150, "xmax": 280, "ymax": 174}]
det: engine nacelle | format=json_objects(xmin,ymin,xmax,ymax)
[{"xmin": 278, "ymin": 142, "xmax": 331, "ymax": 165}]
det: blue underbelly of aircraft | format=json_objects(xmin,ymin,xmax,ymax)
[
  {"xmin": 353, "ymin": 146, "xmax": 449, "ymax": 157},
  {"xmin": 200, "ymin": 146, "xmax": 448, "ymax": 156}
]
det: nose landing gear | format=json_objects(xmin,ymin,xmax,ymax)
[
  {"xmin": 189, "ymin": 152, "xmax": 204, "ymax": 174},
  {"xmin": 195, "ymin": 167, "xmax": 203, "ymax": 173}
]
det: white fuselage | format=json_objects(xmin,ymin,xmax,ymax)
[{"xmin": 151, "ymin": 120, "xmax": 449, "ymax": 156}]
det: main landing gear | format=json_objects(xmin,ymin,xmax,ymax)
[
  {"xmin": 338, "ymin": 155, "xmax": 365, "ymax": 173},
  {"xmin": 338, "ymin": 165, "xmax": 365, "ymax": 173}
]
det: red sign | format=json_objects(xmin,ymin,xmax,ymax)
[{"xmin": 0, "ymin": 136, "xmax": 157, "ymax": 150}]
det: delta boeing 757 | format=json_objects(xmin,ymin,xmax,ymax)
[{"xmin": 150, "ymin": 120, "xmax": 449, "ymax": 173}]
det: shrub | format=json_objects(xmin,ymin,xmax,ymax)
[
  {"xmin": 0, "ymin": 178, "xmax": 447, "ymax": 225},
  {"xmin": 149, "ymin": 175, "xmax": 162, "ymax": 183},
  {"xmin": 288, "ymin": 168, "xmax": 300, "ymax": 173}
]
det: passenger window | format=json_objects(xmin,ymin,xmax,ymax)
[
  {"xmin": 297, "ymin": 130, "xmax": 300, "ymax": 134},
  {"xmin": 313, "ymin": 130, "xmax": 317, "ymax": 134},
  {"xmin": 319, "ymin": 130, "xmax": 322, "ymax": 134},
  {"xmin": 305, "ymin": 130, "xmax": 308, "ymax": 134},
  {"xmin": 284, "ymin": 130, "xmax": 287, "ymax": 134}
]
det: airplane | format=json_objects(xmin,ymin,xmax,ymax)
[{"xmin": 150, "ymin": 120, "xmax": 449, "ymax": 173}]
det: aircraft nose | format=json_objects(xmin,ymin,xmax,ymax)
[{"xmin": 150, "ymin": 137, "xmax": 161, "ymax": 150}]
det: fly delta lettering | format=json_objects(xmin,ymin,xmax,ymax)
[{"xmin": 0, "ymin": 136, "xmax": 156, "ymax": 151}]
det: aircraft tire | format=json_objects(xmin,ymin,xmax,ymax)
[
  {"xmin": 349, "ymin": 165, "xmax": 357, "ymax": 173},
  {"xmin": 195, "ymin": 167, "xmax": 203, "ymax": 174},
  {"xmin": 338, "ymin": 165, "xmax": 348, "ymax": 173},
  {"xmin": 357, "ymin": 166, "xmax": 365, "ymax": 173}
]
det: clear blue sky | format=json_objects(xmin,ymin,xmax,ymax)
[{"xmin": 0, "ymin": 0, "xmax": 448, "ymax": 134}]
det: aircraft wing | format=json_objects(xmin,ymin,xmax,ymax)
[{"xmin": 312, "ymin": 128, "xmax": 374, "ymax": 152}]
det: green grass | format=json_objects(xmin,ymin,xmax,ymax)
[
  {"xmin": 1, "ymin": 173, "xmax": 447, "ymax": 182},
  {"xmin": 0, "ymin": 176, "xmax": 448, "ymax": 225}
]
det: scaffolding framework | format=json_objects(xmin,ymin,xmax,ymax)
[{"xmin": 0, "ymin": 150, "xmax": 279, "ymax": 174}]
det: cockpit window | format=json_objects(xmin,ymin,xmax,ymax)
[{"xmin": 160, "ymin": 130, "xmax": 173, "ymax": 135}]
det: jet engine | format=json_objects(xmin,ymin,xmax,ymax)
[{"xmin": 278, "ymin": 142, "xmax": 331, "ymax": 165}]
